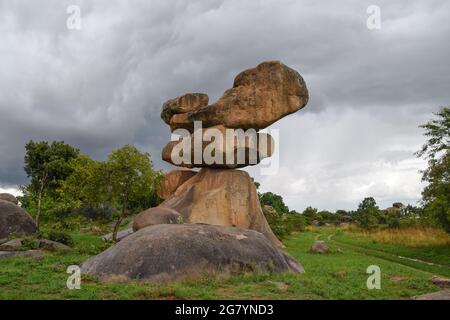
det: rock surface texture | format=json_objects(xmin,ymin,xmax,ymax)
[
  {"xmin": 82, "ymin": 224, "xmax": 303, "ymax": 283},
  {"xmin": 0, "ymin": 200, "xmax": 37, "ymax": 239},
  {"xmin": 0, "ymin": 193, "xmax": 18, "ymax": 205},
  {"xmin": 157, "ymin": 169, "xmax": 197, "ymax": 199},
  {"xmin": 161, "ymin": 168, "xmax": 283, "ymax": 248}
]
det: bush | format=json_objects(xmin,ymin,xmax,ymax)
[{"xmin": 43, "ymin": 230, "xmax": 74, "ymax": 246}]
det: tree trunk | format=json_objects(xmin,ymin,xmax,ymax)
[
  {"xmin": 35, "ymin": 180, "xmax": 45, "ymax": 232},
  {"xmin": 112, "ymin": 196, "xmax": 128, "ymax": 242},
  {"xmin": 112, "ymin": 215, "xmax": 123, "ymax": 242}
]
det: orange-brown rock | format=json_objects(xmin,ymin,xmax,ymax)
[
  {"xmin": 161, "ymin": 93, "xmax": 209, "ymax": 125},
  {"xmin": 160, "ymin": 168, "xmax": 284, "ymax": 248},
  {"xmin": 161, "ymin": 125, "xmax": 274, "ymax": 168},
  {"xmin": 169, "ymin": 61, "xmax": 308, "ymax": 132},
  {"xmin": 157, "ymin": 169, "xmax": 197, "ymax": 199}
]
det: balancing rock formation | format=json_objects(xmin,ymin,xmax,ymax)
[{"xmin": 82, "ymin": 61, "xmax": 308, "ymax": 282}]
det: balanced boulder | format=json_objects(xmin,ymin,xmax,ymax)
[
  {"xmin": 81, "ymin": 224, "xmax": 303, "ymax": 283},
  {"xmin": 168, "ymin": 61, "xmax": 308, "ymax": 132},
  {"xmin": 162, "ymin": 125, "xmax": 274, "ymax": 168},
  {"xmin": 0, "ymin": 200, "xmax": 36, "ymax": 239},
  {"xmin": 161, "ymin": 168, "xmax": 283, "ymax": 248},
  {"xmin": 132, "ymin": 207, "xmax": 183, "ymax": 231}
]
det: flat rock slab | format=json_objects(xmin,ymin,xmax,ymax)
[
  {"xmin": 0, "ymin": 250, "xmax": 45, "ymax": 260},
  {"xmin": 82, "ymin": 224, "xmax": 303, "ymax": 283},
  {"xmin": 411, "ymin": 290, "xmax": 450, "ymax": 300}
]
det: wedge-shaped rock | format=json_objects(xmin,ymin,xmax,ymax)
[
  {"xmin": 81, "ymin": 224, "xmax": 303, "ymax": 283},
  {"xmin": 157, "ymin": 169, "xmax": 197, "ymax": 199},
  {"xmin": 161, "ymin": 168, "xmax": 283, "ymax": 247},
  {"xmin": 162, "ymin": 125, "xmax": 274, "ymax": 168},
  {"xmin": 169, "ymin": 61, "xmax": 308, "ymax": 131}
]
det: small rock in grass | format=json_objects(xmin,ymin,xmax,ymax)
[
  {"xmin": 431, "ymin": 276, "xmax": 450, "ymax": 288},
  {"xmin": 310, "ymin": 240, "xmax": 329, "ymax": 253}
]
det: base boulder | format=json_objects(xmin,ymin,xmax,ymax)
[{"xmin": 82, "ymin": 224, "xmax": 303, "ymax": 283}]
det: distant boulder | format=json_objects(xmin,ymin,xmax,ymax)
[
  {"xmin": 310, "ymin": 240, "xmax": 329, "ymax": 253},
  {"xmin": 0, "ymin": 200, "xmax": 36, "ymax": 239},
  {"xmin": 0, "ymin": 193, "xmax": 18, "ymax": 205}
]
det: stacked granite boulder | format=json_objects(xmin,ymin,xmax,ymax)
[
  {"xmin": 158, "ymin": 61, "xmax": 308, "ymax": 247},
  {"xmin": 82, "ymin": 61, "xmax": 308, "ymax": 283}
]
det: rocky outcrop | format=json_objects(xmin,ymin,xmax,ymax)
[
  {"xmin": 0, "ymin": 193, "xmax": 18, "ymax": 205},
  {"xmin": 161, "ymin": 168, "xmax": 283, "ymax": 248},
  {"xmin": 132, "ymin": 207, "xmax": 183, "ymax": 231},
  {"xmin": 157, "ymin": 169, "xmax": 197, "ymax": 199},
  {"xmin": 168, "ymin": 61, "xmax": 308, "ymax": 132},
  {"xmin": 0, "ymin": 200, "xmax": 36, "ymax": 239},
  {"xmin": 81, "ymin": 224, "xmax": 303, "ymax": 283}
]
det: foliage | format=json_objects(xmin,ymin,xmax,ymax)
[
  {"xmin": 259, "ymin": 192, "xmax": 289, "ymax": 214},
  {"xmin": 416, "ymin": 106, "xmax": 450, "ymax": 232},
  {"xmin": 22, "ymin": 140, "xmax": 80, "ymax": 230},
  {"xmin": 43, "ymin": 230, "xmax": 74, "ymax": 246},
  {"xmin": 355, "ymin": 197, "xmax": 381, "ymax": 229}
]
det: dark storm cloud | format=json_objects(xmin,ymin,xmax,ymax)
[{"xmin": 0, "ymin": 0, "xmax": 449, "ymax": 209}]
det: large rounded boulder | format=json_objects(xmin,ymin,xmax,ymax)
[
  {"xmin": 0, "ymin": 200, "xmax": 37, "ymax": 239},
  {"xmin": 81, "ymin": 224, "xmax": 303, "ymax": 283}
]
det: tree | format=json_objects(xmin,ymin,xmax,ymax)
[
  {"xmin": 106, "ymin": 145, "xmax": 161, "ymax": 241},
  {"xmin": 259, "ymin": 192, "xmax": 289, "ymax": 214},
  {"xmin": 23, "ymin": 140, "xmax": 79, "ymax": 230},
  {"xmin": 355, "ymin": 197, "xmax": 380, "ymax": 229},
  {"xmin": 416, "ymin": 106, "xmax": 450, "ymax": 232},
  {"xmin": 302, "ymin": 206, "xmax": 318, "ymax": 222}
]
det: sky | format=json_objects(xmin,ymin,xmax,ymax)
[{"xmin": 0, "ymin": 0, "xmax": 449, "ymax": 211}]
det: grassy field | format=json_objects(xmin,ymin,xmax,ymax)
[{"xmin": 0, "ymin": 227, "xmax": 448, "ymax": 300}]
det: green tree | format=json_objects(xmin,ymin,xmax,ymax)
[
  {"xmin": 106, "ymin": 145, "xmax": 161, "ymax": 241},
  {"xmin": 23, "ymin": 140, "xmax": 79, "ymax": 230},
  {"xmin": 355, "ymin": 197, "xmax": 380, "ymax": 229},
  {"xmin": 302, "ymin": 206, "xmax": 318, "ymax": 223},
  {"xmin": 416, "ymin": 106, "xmax": 450, "ymax": 232},
  {"xmin": 259, "ymin": 192, "xmax": 289, "ymax": 214}
]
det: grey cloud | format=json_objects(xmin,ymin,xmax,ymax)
[{"xmin": 0, "ymin": 0, "xmax": 448, "ymax": 210}]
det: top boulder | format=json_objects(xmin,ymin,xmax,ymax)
[{"xmin": 166, "ymin": 61, "xmax": 308, "ymax": 131}]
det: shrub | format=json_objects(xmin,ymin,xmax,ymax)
[{"xmin": 44, "ymin": 230, "xmax": 74, "ymax": 246}]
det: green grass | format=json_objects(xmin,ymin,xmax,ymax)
[
  {"xmin": 0, "ymin": 228, "xmax": 446, "ymax": 300},
  {"xmin": 331, "ymin": 229, "xmax": 450, "ymax": 268}
]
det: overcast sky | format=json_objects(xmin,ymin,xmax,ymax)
[{"xmin": 0, "ymin": 0, "xmax": 449, "ymax": 211}]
